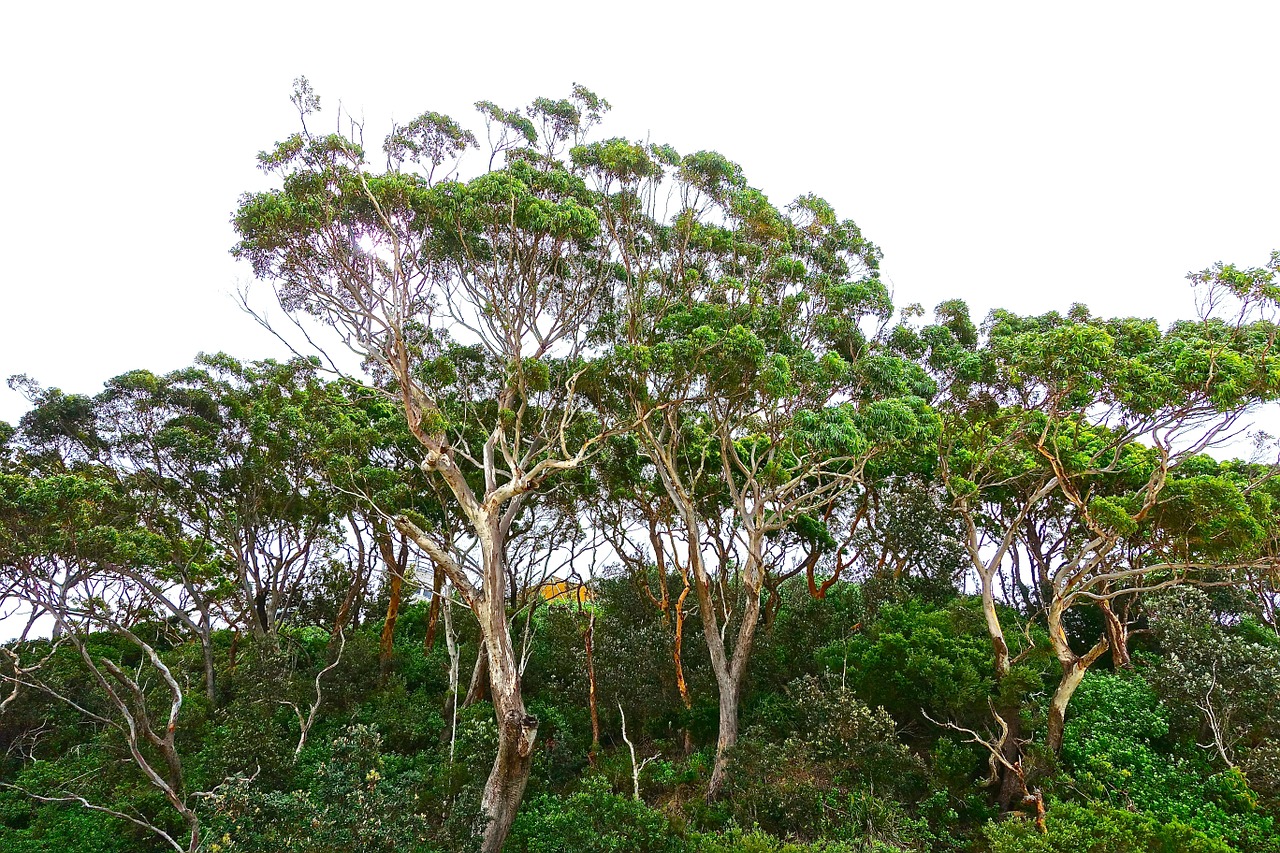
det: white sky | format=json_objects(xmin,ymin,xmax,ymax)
[{"xmin": 2, "ymin": 1, "xmax": 1278, "ymax": 426}]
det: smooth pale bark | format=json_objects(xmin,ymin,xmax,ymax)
[
  {"xmin": 979, "ymin": 569, "xmax": 1012, "ymax": 679},
  {"xmin": 396, "ymin": 509, "xmax": 537, "ymax": 853},
  {"xmin": 695, "ymin": 542, "xmax": 766, "ymax": 801},
  {"xmin": 442, "ymin": 588, "xmax": 461, "ymax": 760},
  {"xmin": 963, "ymin": 514, "xmax": 1021, "ymax": 810},
  {"xmin": 953, "ymin": 480, "xmax": 1058, "ymax": 811},
  {"xmin": 646, "ymin": 427, "xmax": 770, "ymax": 802},
  {"xmin": 473, "ymin": 533, "xmax": 538, "ymax": 853},
  {"xmin": 1045, "ymin": 598, "xmax": 1110, "ymax": 753}
]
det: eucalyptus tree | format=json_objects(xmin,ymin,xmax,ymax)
[
  {"xmin": 0, "ymin": 466, "xmax": 205, "ymax": 852},
  {"xmin": 574, "ymin": 138, "xmax": 939, "ymax": 798},
  {"xmin": 589, "ymin": 441, "xmax": 700, "ymax": 716},
  {"xmin": 926, "ymin": 254, "xmax": 1280, "ymax": 780},
  {"xmin": 232, "ymin": 80, "xmax": 625, "ymax": 850},
  {"xmin": 9, "ymin": 355, "xmax": 349, "ymax": 699},
  {"xmin": 92, "ymin": 356, "xmax": 344, "ymax": 652}
]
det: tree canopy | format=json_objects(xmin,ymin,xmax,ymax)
[{"xmin": 1, "ymin": 83, "xmax": 1279, "ymax": 853}]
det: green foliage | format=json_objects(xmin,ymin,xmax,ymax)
[
  {"xmin": 1059, "ymin": 672, "xmax": 1278, "ymax": 850},
  {"xmin": 7, "ymin": 78, "xmax": 1280, "ymax": 853},
  {"xmin": 983, "ymin": 801, "xmax": 1234, "ymax": 853},
  {"xmin": 508, "ymin": 776, "xmax": 681, "ymax": 853},
  {"xmin": 828, "ymin": 598, "xmax": 1049, "ymax": 729},
  {"xmin": 728, "ymin": 677, "xmax": 923, "ymax": 841},
  {"xmin": 202, "ymin": 725, "xmax": 433, "ymax": 853}
]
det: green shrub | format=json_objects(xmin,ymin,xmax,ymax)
[
  {"xmin": 201, "ymin": 724, "xmax": 433, "ymax": 853},
  {"xmin": 507, "ymin": 775, "xmax": 681, "ymax": 853},
  {"xmin": 982, "ymin": 801, "xmax": 1233, "ymax": 853},
  {"xmin": 1061, "ymin": 672, "xmax": 1278, "ymax": 850}
]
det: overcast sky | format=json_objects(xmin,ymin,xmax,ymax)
[{"xmin": 2, "ymin": 1, "xmax": 1278, "ymax": 426}]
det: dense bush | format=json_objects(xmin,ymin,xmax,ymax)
[
  {"xmin": 1, "ymin": 580, "xmax": 1277, "ymax": 853},
  {"xmin": 982, "ymin": 801, "xmax": 1234, "ymax": 853}
]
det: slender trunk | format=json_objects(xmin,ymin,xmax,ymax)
[
  {"xmin": 978, "ymin": 566, "xmax": 1023, "ymax": 810},
  {"xmin": 586, "ymin": 609, "xmax": 601, "ymax": 762},
  {"xmin": 51, "ymin": 579, "xmax": 69, "ymax": 640},
  {"xmin": 200, "ymin": 630, "xmax": 216, "ymax": 705},
  {"xmin": 1099, "ymin": 599, "xmax": 1131, "ymax": 669},
  {"xmin": 442, "ymin": 589, "xmax": 461, "ymax": 761},
  {"xmin": 351, "ymin": 564, "xmax": 369, "ymax": 629},
  {"xmin": 379, "ymin": 571, "xmax": 404, "ymax": 679},
  {"xmin": 331, "ymin": 560, "xmax": 366, "ymax": 648},
  {"xmin": 423, "ymin": 564, "xmax": 446, "ymax": 652},
  {"xmin": 377, "ymin": 529, "xmax": 406, "ymax": 680},
  {"xmin": 980, "ymin": 569, "xmax": 1010, "ymax": 679},
  {"xmin": 333, "ymin": 516, "xmax": 369, "ymax": 647},
  {"xmin": 673, "ymin": 583, "xmax": 692, "ymax": 710},
  {"xmin": 228, "ymin": 630, "xmax": 239, "ymax": 672},
  {"xmin": 465, "ymin": 642, "xmax": 490, "ymax": 707}
]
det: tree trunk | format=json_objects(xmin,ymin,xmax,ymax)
[
  {"xmin": 377, "ymin": 529, "xmax": 406, "ymax": 680},
  {"xmin": 1099, "ymin": 599, "xmax": 1131, "ymax": 669},
  {"xmin": 673, "ymin": 584, "xmax": 692, "ymax": 710},
  {"xmin": 331, "ymin": 554, "xmax": 368, "ymax": 650},
  {"xmin": 478, "ymin": 704, "xmax": 538, "ymax": 853},
  {"xmin": 705, "ymin": 556, "xmax": 764, "ymax": 802},
  {"xmin": 586, "ymin": 609, "xmax": 601, "ymax": 762},
  {"xmin": 707, "ymin": 675, "xmax": 740, "ymax": 800},
  {"xmin": 1046, "ymin": 659, "xmax": 1090, "ymax": 753},
  {"xmin": 995, "ymin": 708, "xmax": 1024, "ymax": 812},
  {"xmin": 1046, "ymin": 600, "xmax": 1109, "ymax": 754},
  {"xmin": 980, "ymin": 570, "xmax": 1011, "ymax": 679},
  {"xmin": 200, "ymin": 630, "xmax": 216, "ymax": 705},
  {"xmin": 423, "ymin": 564, "xmax": 446, "ymax": 653},
  {"xmin": 465, "ymin": 642, "xmax": 490, "ymax": 707},
  {"xmin": 379, "ymin": 570, "xmax": 404, "ymax": 679},
  {"xmin": 474, "ymin": 529, "xmax": 538, "ymax": 853}
]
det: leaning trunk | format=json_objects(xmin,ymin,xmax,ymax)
[
  {"xmin": 465, "ymin": 642, "xmax": 490, "ymax": 707},
  {"xmin": 1046, "ymin": 660, "xmax": 1090, "ymax": 753},
  {"xmin": 1045, "ymin": 599, "xmax": 1109, "ymax": 754},
  {"xmin": 979, "ymin": 569, "xmax": 1011, "ymax": 679}
]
